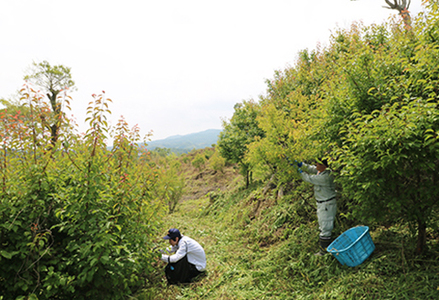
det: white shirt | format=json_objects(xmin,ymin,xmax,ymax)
[
  {"xmin": 300, "ymin": 163, "xmax": 336, "ymax": 201},
  {"xmin": 161, "ymin": 235, "xmax": 206, "ymax": 271}
]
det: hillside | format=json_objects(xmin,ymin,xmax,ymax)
[
  {"xmin": 145, "ymin": 129, "xmax": 221, "ymax": 154},
  {"xmin": 177, "ymin": 147, "xmax": 242, "ymax": 202},
  {"xmin": 139, "ymin": 148, "xmax": 439, "ymax": 300}
]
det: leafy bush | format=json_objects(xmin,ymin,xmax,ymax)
[
  {"xmin": 153, "ymin": 155, "xmax": 185, "ymax": 213},
  {"xmin": 240, "ymin": 3, "xmax": 439, "ymax": 254},
  {"xmin": 191, "ymin": 153, "xmax": 205, "ymax": 171},
  {"xmin": 218, "ymin": 100, "xmax": 265, "ymax": 188},
  {"xmin": 208, "ymin": 149, "xmax": 226, "ymax": 173},
  {"xmin": 0, "ymin": 86, "xmax": 165, "ymax": 299}
]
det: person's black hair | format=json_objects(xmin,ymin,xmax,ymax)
[{"xmin": 318, "ymin": 158, "xmax": 329, "ymax": 167}]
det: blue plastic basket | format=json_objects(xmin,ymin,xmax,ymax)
[{"xmin": 327, "ymin": 226, "xmax": 375, "ymax": 267}]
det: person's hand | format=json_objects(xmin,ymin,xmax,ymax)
[
  {"xmin": 152, "ymin": 246, "xmax": 162, "ymax": 255},
  {"xmin": 161, "ymin": 254, "xmax": 169, "ymax": 263}
]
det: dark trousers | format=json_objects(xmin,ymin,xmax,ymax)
[{"xmin": 165, "ymin": 255, "xmax": 202, "ymax": 284}]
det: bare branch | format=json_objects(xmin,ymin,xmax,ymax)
[
  {"xmin": 383, "ymin": 0, "xmax": 412, "ymax": 29},
  {"xmin": 384, "ymin": 0, "xmax": 411, "ymax": 11}
]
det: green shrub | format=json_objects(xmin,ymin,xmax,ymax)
[
  {"xmin": 154, "ymin": 157, "xmax": 185, "ymax": 213},
  {"xmin": 0, "ymin": 88, "xmax": 165, "ymax": 299},
  {"xmin": 191, "ymin": 153, "xmax": 205, "ymax": 171},
  {"xmin": 209, "ymin": 150, "xmax": 226, "ymax": 173}
]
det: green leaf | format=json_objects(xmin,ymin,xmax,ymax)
[
  {"xmin": 367, "ymin": 87, "xmax": 376, "ymax": 94},
  {"xmin": 28, "ymin": 294, "xmax": 39, "ymax": 300},
  {"xmin": 90, "ymin": 258, "xmax": 98, "ymax": 266},
  {"xmin": 0, "ymin": 250, "xmax": 19, "ymax": 259}
]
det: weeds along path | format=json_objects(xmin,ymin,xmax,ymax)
[{"xmin": 153, "ymin": 196, "xmax": 283, "ymax": 300}]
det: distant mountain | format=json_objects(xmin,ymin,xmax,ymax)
[{"xmin": 144, "ymin": 129, "xmax": 222, "ymax": 153}]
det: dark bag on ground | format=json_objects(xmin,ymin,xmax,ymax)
[{"xmin": 165, "ymin": 255, "xmax": 194, "ymax": 284}]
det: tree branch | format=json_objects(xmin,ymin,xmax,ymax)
[{"xmin": 383, "ymin": 0, "xmax": 412, "ymax": 29}]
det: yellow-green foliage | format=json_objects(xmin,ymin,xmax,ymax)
[
  {"xmin": 154, "ymin": 155, "xmax": 185, "ymax": 213},
  {"xmin": 208, "ymin": 149, "xmax": 226, "ymax": 173},
  {"xmin": 242, "ymin": 3, "xmax": 439, "ymax": 254},
  {"xmin": 217, "ymin": 100, "xmax": 265, "ymax": 187},
  {"xmin": 192, "ymin": 153, "xmax": 206, "ymax": 171}
]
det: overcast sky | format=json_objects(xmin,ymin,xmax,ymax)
[{"xmin": 0, "ymin": 0, "xmax": 424, "ymax": 141}]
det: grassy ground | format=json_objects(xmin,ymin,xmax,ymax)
[
  {"xmin": 136, "ymin": 189, "xmax": 439, "ymax": 300},
  {"xmin": 133, "ymin": 151, "xmax": 439, "ymax": 299}
]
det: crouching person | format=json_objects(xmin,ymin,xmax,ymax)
[{"xmin": 160, "ymin": 228, "xmax": 206, "ymax": 284}]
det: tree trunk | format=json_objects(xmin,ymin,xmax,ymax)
[
  {"xmin": 384, "ymin": 0, "xmax": 412, "ymax": 29},
  {"xmin": 277, "ymin": 185, "xmax": 284, "ymax": 199},
  {"xmin": 416, "ymin": 218, "xmax": 427, "ymax": 255},
  {"xmin": 50, "ymin": 123, "xmax": 59, "ymax": 145},
  {"xmin": 48, "ymin": 92, "xmax": 61, "ymax": 146}
]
